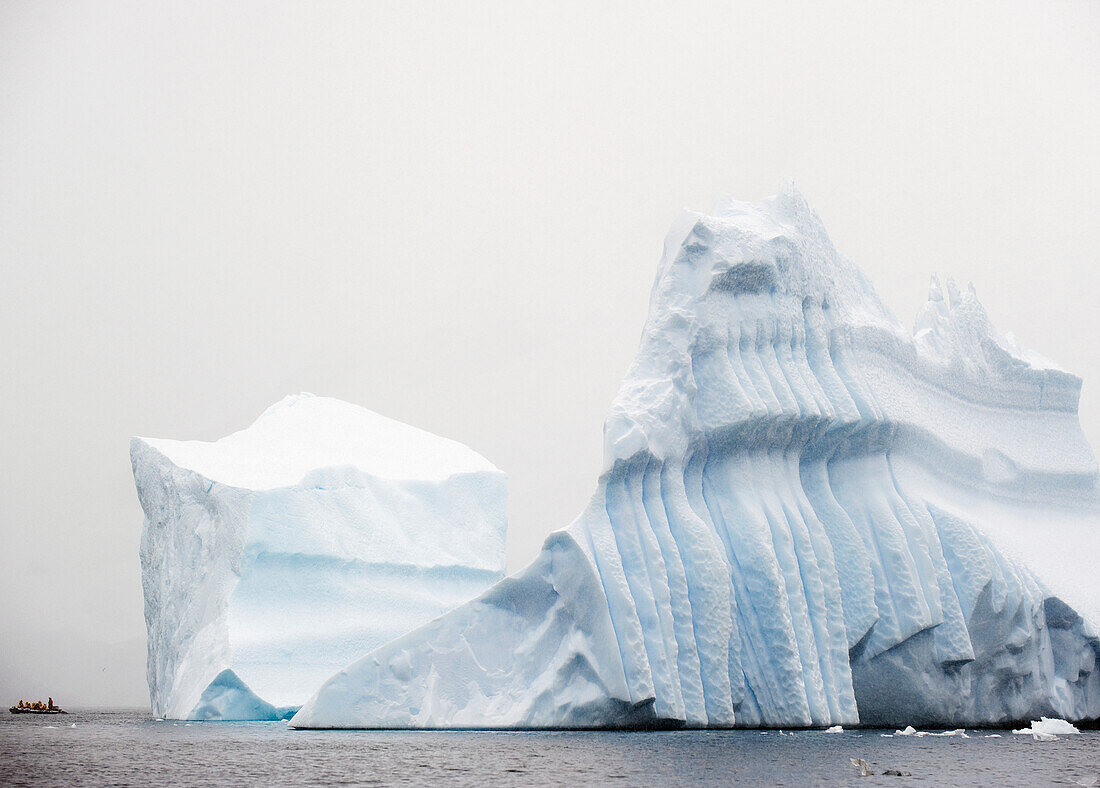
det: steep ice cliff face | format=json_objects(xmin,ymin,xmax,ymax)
[
  {"xmin": 133, "ymin": 393, "xmax": 507, "ymax": 720},
  {"xmin": 291, "ymin": 184, "xmax": 1100, "ymax": 729}
]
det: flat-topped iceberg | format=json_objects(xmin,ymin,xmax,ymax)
[
  {"xmin": 133, "ymin": 393, "xmax": 507, "ymax": 720},
  {"xmin": 291, "ymin": 184, "xmax": 1099, "ymax": 729}
]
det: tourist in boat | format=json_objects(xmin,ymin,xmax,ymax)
[
  {"xmin": 17, "ymin": 700, "xmax": 23, "ymax": 708},
  {"xmin": 48, "ymin": 698, "xmax": 53, "ymax": 710}
]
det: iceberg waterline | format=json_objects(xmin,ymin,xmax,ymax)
[
  {"xmin": 134, "ymin": 394, "xmax": 507, "ymax": 720},
  {"xmin": 291, "ymin": 183, "xmax": 1099, "ymax": 729}
]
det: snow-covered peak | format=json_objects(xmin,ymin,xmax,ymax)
[
  {"xmin": 134, "ymin": 393, "xmax": 500, "ymax": 490},
  {"xmin": 603, "ymin": 183, "xmax": 1083, "ymax": 467}
]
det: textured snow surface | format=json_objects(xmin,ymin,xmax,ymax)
[
  {"xmin": 134, "ymin": 394, "xmax": 507, "ymax": 719},
  {"xmin": 141, "ymin": 394, "xmax": 498, "ymax": 489},
  {"xmin": 292, "ymin": 184, "xmax": 1100, "ymax": 730},
  {"xmin": 1014, "ymin": 717, "xmax": 1081, "ymax": 736}
]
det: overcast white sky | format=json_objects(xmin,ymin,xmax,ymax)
[{"xmin": 2, "ymin": 1, "xmax": 1097, "ymax": 707}]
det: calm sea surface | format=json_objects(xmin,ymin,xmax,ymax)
[{"xmin": 1, "ymin": 710, "xmax": 1097, "ymax": 786}]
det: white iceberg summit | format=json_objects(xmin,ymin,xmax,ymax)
[
  {"xmin": 291, "ymin": 184, "xmax": 1100, "ymax": 730},
  {"xmin": 133, "ymin": 393, "xmax": 507, "ymax": 720}
]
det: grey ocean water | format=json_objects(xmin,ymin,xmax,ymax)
[{"xmin": 1, "ymin": 710, "xmax": 1098, "ymax": 786}]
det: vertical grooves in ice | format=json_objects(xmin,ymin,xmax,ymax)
[
  {"xmin": 640, "ymin": 459, "xmax": 708, "ymax": 724},
  {"xmin": 604, "ymin": 459, "xmax": 683, "ymax": 720}
]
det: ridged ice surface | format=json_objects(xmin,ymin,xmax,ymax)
[
  {"xmin": 134, "ymin": 394, "xmax": 507, "ymax": 720},
  {"xmin": 291, "ymin": 184, "xmax": 1100, "ymax": 729}
]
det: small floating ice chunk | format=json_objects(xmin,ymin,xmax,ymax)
[
  {"xmin": 1031, "ymin": 718, "xmax": 1080, "ymax": 735},
  {"xmin": 985, "ymin": 734, "xmax": 1001, "ymax": 738},
  {"xmin": 895, "ymin": 726, "xmax": 917, "ymax": 736},
  {"xmin": 69, "ymin": 723, "xmax": 76, "ymax": 728},
  {"xmin": 825, "ymin": 725, "xmax": 844, "ymax": 733},
  {"xmin": 1013, "ymin": 718, "xmax": 1079, "ymax": 738},
  {"xmin": 850, "ymin": 758, "xmax": 874, "ymax": 777}
]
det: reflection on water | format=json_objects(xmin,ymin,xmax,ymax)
[{"xmin": 1, "ymin": 710, "xmax": 1098, "ymax": 786}]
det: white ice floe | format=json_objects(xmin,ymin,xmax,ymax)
[
  {"xmin": 1014, "ymin": 717, "xmax": 1080, "ymax": 739},
  {"xmin": 894, "ymin": 727, "xmax": 969, "ymax": 738},
  {"xmin": 1031, "ymin": 718, "xmax": 1081, "ymax": 735},
  {"xmin": 825, "ymin": 725, "xmax": 844, "ymax": 733},
  {"xmin": 134, "ymin": 394, "xmax": 507, "ymax": 720},
  {"xmin": 291, "ymin": 184, "xmax": 1100, "ymax": 730}
]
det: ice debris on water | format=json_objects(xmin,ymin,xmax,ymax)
[
  {"xmin": 895, "ymin": 727, "xmax": 969, "ymax": 738},
  {"xmin": 825, "ymin": 725, "xmax": 844, "ymax": 733},
  {"xmin": 1014, "ymin": 718, "xmax": 1080, "ymax": 740},
  {"xmin": 133, "ymin": 394, "xmax": 507, "ymax": 720},
  {"xmin": 850, "ymin": 758, "xmax": 874, "ymax": 777},
  {"xmin": 1034, "ymin": 718, "xmax": 1079, "ymax": 735}
]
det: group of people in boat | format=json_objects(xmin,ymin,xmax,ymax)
[{"xmin": 16, "ymin": 698, "xmax": 56, "ymax": 710}]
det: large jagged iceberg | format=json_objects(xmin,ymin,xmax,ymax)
[
  {"xmin": 291, "ymin": 184, "xmax": 1100, "ymax": 729},
  {"xmin": 133, "ymin": 393, "xmax": 506, "ymax": 720}
]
